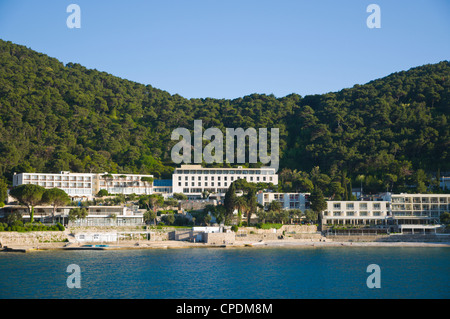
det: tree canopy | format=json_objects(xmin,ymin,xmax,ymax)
[{"xmin": 0, "ymin": 39, "xmax": 448, "ymax": 194}]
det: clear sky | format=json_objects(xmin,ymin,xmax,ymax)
[{"xmin": 0, "ymin": 0, "xmax": 449, "ymax": 99}]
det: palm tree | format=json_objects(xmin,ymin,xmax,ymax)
[{"xmin": 235, "ymin": 196, "xmax": 248, "ymax": 226}]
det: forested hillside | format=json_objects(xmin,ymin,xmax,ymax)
[{"xmin": 0, "ymin": 39, "xmax": 448, "ymax": 195}]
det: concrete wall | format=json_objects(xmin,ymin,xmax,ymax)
[
  {"xmin": 326, "ymin": 234, "xmax": 450, "ymax": 242},
  {"xmin": 173, "ymin": 230, "xmax": 191, "ymax": 241},
  {"xmin": 235, "ymin": 233, "xmax": 280, "ymax": 241},
  {"xmin": 204, "ymin": 232, "xmax": 235, "ymax": 245}
]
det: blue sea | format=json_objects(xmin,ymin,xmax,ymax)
[{"xmin": 0, "ymin": 247, "xmax": 448, "ymax": 299}]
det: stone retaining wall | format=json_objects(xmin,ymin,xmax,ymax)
[
  {"xmin": 237, "ymin": 225, "xmax": 317, "ymax": 235},
  {"xmin": 0, "ymin": 231, "xmax": 68, "ymax": 245},
  {"xmin": 281, "ymin": 225, "xmax": 317, "ymax": 233},
  {"xmin": 204, "ymin": 232, "xmax": 236, "ymax": 245}
]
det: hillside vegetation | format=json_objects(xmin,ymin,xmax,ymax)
[{"xmin": 0, "ymin": 39, "xmax": 448, "ymax": 196}]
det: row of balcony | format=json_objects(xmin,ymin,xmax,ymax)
[{"xmin": 392, "ymin": 197, "xmax": 448, "ymax": 203}]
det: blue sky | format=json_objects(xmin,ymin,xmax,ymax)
[{"xmin": 0, "ymin": 0, "xmax": 449, "ymax": 99}]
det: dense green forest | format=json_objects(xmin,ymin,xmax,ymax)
[{"xmin": 0, "ymin": 39, "xmax": 448, "ymax": 196}]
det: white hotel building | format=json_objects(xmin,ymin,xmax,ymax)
[
  {"xmin": 12, "ymin": 171, "xmax": 154, "ymax": 200},
  {"xmin": 257, "ymin": 192, "xmax": 310, "ymax": 211},
  {"xmin": 382, "ymin": 193, "xmax": 449, "ymax": 228},
  {"xmin": 321, "ymin": 200, "xmax": 390, "ymax": 227},
  {"xmin": 172, "ymin": 165, "xmax": 278, "ymax": 199}
]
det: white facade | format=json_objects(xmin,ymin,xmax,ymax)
[
  {"xmin": 322, "ymin": 200, "xmax": 390, "ymax": 226},
  {"xmin": 95, "ymin": 173, "xmax": 154, "ymax": 196},
  {"xmin": 75, "ymin": 232, "xmax": 117, "ymax": 243},
  {"xmin": 13, "ymin": 172, "xmax": 94, "ymax": 199},
  {"xmin": 257, "ymin": 192, "xmax": 310, "ymax": 211},
  {"xmin": 172, "ymin": 165, "xmax": 278, "ymax": 198},
  {"xmin": 192, "ymin": 226, "xmax": 222, "ymax": 233},
  {"xmin": 382, "ymin": 193, "xmax": 449, "ymax": 223},
  {"xmin": 12, "ymin": 171, "xmax": 154, "ymax": 199},
  {"xmin": 0, "ymin": 204, "xmax": 144, "ymax": 226}
]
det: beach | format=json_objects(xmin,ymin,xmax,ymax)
[{"xmin": 2, "ymin": 239, "xmax": 450, "ymax": 253}]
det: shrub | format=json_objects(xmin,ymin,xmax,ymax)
[
  {"xmin": 231, "ymin": 225, "xmax": 239, "ymax": 232},
  {"xmin": 256, "ymin": 223, "xmax": 283, "ymax": 230},
  {"xmin": 11, "ymin": 220, "xmax": 24, "ymax": 228},
  {"xmin": 97, "ymin": 189, "xmax": 109, "ymax": 197}
]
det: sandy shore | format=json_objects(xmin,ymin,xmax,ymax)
[{"xmin": 2, "ymin": 239, "xmax": 450, "ymax": 252}]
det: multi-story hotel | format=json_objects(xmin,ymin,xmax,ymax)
[
  {"xmin": 257, "ymin": 192, "xmax": 310, "ymax": 211},
  {"xmin": 172, "ymin": 165, "xmax": 278, "ymax": 199},
  {"xmin": 322, "ymin": 194, "xmax": 450, "ymax": 233},
  {"xmin": 12, "ymin": 171, "xmax": 154, "ymax": 200},
  {"xmin": 382, "ymin": 193, "xmax": 449, "ymax": 225},
  {"xmin": 321, "ymin": 200, "xmax": 390, "ymax": 227},
  {"xmin": 0, "ymin": 204, "xmax": 144, "ymax": 226}
]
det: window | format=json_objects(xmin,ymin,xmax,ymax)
[
  {"xmin": 333, "ymin": 203, "xmax": 341, "ymax": 209},
  {"xmin": 346, "ymin": 203, "xmax": 354, "ymax": 209}
]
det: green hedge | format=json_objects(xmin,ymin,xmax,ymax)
[
  {"xmin": 256, "ymin": 223, "xmax": 283, "ymax": 230},
  {"xmin": 0, "ymin": 222, "xmax": 65, "ymax": 232}
]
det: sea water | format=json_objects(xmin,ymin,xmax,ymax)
[{"xmin": 0, "ymin": 247, "xmax": 448, "ymax": 299}]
